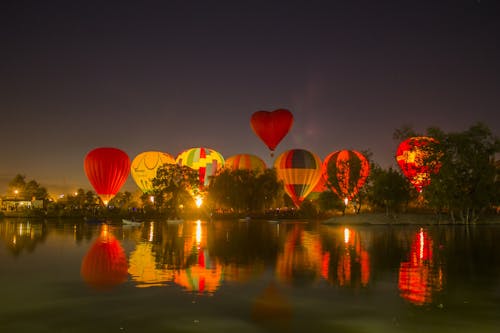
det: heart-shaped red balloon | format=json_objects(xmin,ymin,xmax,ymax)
[{"xmin": 250, "ymin": 109, "xmax": 294, "ymax": 153}]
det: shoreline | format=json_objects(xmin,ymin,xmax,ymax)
[
  {"xmin": 319, "ymin": 212, "xmax": 500, "ymax": 225},
  {"xmin": 2, "ymin": 211, "xmax": 499, "ymax": 225}
]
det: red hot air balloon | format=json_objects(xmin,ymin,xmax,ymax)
[
  {"xmin": 395, "ymin": 137, "xmax": 441, "ymax": 193},
  {"xmin": 250, "ymin": 109, "xmax": 294, "ymax": 156},
  {"xmin": 322, "ymin": 150, "xmax": 370, "ymax": 202},
  {"xmin": 84, "ymin": 147, "xmax": 131, "ymax": 206}
]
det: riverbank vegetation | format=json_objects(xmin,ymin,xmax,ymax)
[{"xmin": 1, "ymin": 123, "xmax": 498, "ymax": 224}]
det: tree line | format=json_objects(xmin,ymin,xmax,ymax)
[{"xmin": 2, "ymin": 123, "xmax": 498, "ymax": 223}]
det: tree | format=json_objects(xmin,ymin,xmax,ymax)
[
  {"xmin": 425, "ymin": 123, "xmax": 499, "ymax": 223},
  {"xmin": 7, "ymin": 174, "xmax": 48, "ymax": 200},
  {"xmin": 367, "ymin": 166, "xmax": 412, "ymax": 216},
  {"xmin": 151, "ymin": 164, "xmax": 200, "ymax": 219},
  {"xmin": 8, "ymin": 174, "xmax": 27, "ymax": 197},
  {"xmin": 207, "ymin": 168, "xmax": 282, "ymax": 214},
  {"xmin": 24, "ymin": 180, "xmax": 48, "ymax": 200}
]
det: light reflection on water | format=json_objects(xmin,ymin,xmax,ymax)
[{"xmin": 0, "ymin": 218, "xmax": 499, "ymax": 332}]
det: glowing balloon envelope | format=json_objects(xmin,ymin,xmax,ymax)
[
  {"xmin": 322, "ymin": 150, "xmax": 370, "ymax": 201},
  {"xmin": 84, "ymin": 147, "xmax": 131, "ymax": 205},
  {"xmin": 80, "ymin": 226, "xmax": 128, "ymax": 290},
  {"xmin": 274, "ymin": 149, "xmax": 322, "ymax": 207},
  {"xmin": 224, "ymin": 153, "xmax": 267, "ymax": 173},
  {"xmin": 131, "ymin": 151, "xmax": 175, "ymax": 193},
  {"xmin": 395, "ymin": 137, "xmax": 441, "ymax": 192},
  {"xmin": 251, "ymin": 109, "xmax": 294, "ymax": 156},
  {"xmin": 176, "ymin": 147, "xmax": 225, "ymax": 189}
]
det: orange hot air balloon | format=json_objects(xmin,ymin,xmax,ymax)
[
  {"xmin": 84, "ymin": 147, "xmax": 131, "ymax": 205},
  {"xmin": 81, "ymin": 226, "xmax": 128, "ymax": 290},
  {"xmin": 274, "ymin": 149, "xmax": 322, "ymax": 207},
  {"xmin": 322, "ymin": 150, "xmax": 370, "ymax": 201},
  {"xmin": 224, "ymin": 153, "xmax": 267, "ymax": 173},
  {"xmin": 250, "ymin": 109, "xmax": 294, "ymax": 156},
  {"xmin": 395, "ymin": 136, "xmax": 441, "ymax": 193}
]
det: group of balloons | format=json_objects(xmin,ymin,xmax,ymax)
[{"xmin": 84, "ymin": 109, "xmax": 441, "ymax": 207}]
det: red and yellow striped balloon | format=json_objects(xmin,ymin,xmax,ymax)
[{"xmin": 274, "ymin": 149, "xmax": 322, "ymax": 207}]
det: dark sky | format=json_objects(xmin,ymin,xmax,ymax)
[{"xmin": 1, "ymin": 0, "xmax": 499, "ymax": 195}]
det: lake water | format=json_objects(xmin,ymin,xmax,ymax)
[{"xmin": 0, "ymin": 218, "xmax": 498, "ymax": 333}]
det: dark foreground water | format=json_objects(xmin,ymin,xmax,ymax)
[{"xmin": 0, "ymin": 218, "xmax": 498, "ymax": 333}]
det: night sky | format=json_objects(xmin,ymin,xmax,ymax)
[{"xmin": 1, "ymin": 0, "xmax": 498, "ymax": 195}]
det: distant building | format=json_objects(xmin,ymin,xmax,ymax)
[{"xmin": 1, "ymin": 196, "xmax": 32, "ymax": 212}]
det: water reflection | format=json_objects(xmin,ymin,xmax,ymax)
[
  {"xmin": 80, "ymin": 224, "xmax": 128, "ymax": 290},
  {"xmin": 398, "ymin": 228, "xmax": 444, "ymax": 305},
  {"xmin": 0, "ymin": 220, "xmax": 47, "ymax": 256},
  {"xmin": 1, "ymin": 218, "xmax": 498, "ymax": 303},
  {"xmin": 251, "ymin": 282, "xmax": 292, "ymax": 332},
  {"xmin": 127, "ymin": 220, "xmax": 224, "ymax": 294},
  {"xmin": 276, "ymin": 225, "xmax": 329, "ymax": 285},
  {"xmin": 319, "ymin": 226, "xmax": 371, "ymax": 288}
]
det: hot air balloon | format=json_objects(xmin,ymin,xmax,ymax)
[
  {"xmin": 395, "ymin": 137, "xmax": 441, "ymax": 193},
  {"xmin": 224, "ymin": 153, "xmax": 267, "ymax": 173},
  {"xmin": 80, "ymin": 225, "xmax": 128, "ymax": 290},
  {"xmin": 274, "ymin": 149, "xmax": 322, "ymax": 208},
  {"xmin": 131, "ymin": 151, "xmax": 175, "ymax": 193},
  {"xmin": 176, "ymin": 147, "xmax": 225, "ymax": 190},
  {"xmin": 250, "ymin": 109, "xmax": 294, "ymax": 156},
  {"xmin": 322, "ymin": 150, "xmax": 370, "ymax": 202},
  {"xmin": 84, "ymin": 147, "xmax": 131, "ymax": 206}
]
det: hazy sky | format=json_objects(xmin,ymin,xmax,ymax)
[{"xmin": 1, "ymin": 0, "xmax": 498, "ymax": 195}]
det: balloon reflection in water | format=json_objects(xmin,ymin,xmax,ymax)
[
  {"xmin": 276, "ymin": 226, "xmax": 329, "ymax": 285},
  {"xmin": 128, "ymin": 242, "xmax": 174, "ymax": 288},
  {"xmin": 336, "ymin": 228, "xmax": 370, "ymax": 287},
  {"xmin": 318, "ymin": 227, "xmax": 370, "ymax": 288},
  {"xmin": 80, "ymin": 225, "xmax": 128, "ymax": 290},
  {"xmin": 251, "ymin": 282, "xmax": 292, "ymax": 332},
  {"xmin": 398, "ymin": 228, "xmax": 444, "ymax": 305},
  {"xmin": 174, "ymin": 220, "xmax": 223, "ymax": 294}
]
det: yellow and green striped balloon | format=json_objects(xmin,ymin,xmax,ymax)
[{"xmin": 176, "ymin": 147, "xmax": 225, "ymax": 189}]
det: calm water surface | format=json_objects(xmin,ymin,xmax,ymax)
[{"xmin": 0, "ymin": 218, "xmax": 498, "ymax": 332}]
